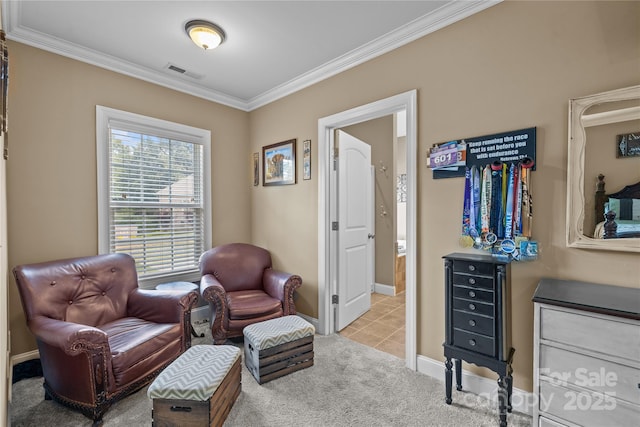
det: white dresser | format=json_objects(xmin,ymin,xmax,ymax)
[{"xmin": 533, "ymin": 278, "xmax": 640, "ymax": 427}]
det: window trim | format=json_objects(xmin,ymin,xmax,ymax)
[{"xmin": 96, "ymin": 105, "xmax": 211, "ymax": 288}]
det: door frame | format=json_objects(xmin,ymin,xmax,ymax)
[{"xmin": 317, "ymin": 90, "xmax": 417, "ymax": 370}]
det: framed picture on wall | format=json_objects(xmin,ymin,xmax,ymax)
[
  {"xmin": 303, "ymin": 139, "xmax": 311, "ymax": 180},
  {"xmin": 263, "ymin": 139, "xmax": 296, "ymax": 186},
  {"xmin": 616, "ymin": 132, "xmax": 640, "ymax": 158}
]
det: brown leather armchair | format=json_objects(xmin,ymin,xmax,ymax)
[
  {"xmin": 199, "ymin": 243, "xmax": 302, "ymax": 344},
  {"xmin": 12, "ymin": 253, "xmax": 198, "ymax": 424}
]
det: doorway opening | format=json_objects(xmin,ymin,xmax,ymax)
[
  {"xmin": 317, "ymin": 90, "xmax": 417, "ymax": 370},
  {"xmin": 337, "ymin": 115, "xmax": 406, "ymax": 359}
]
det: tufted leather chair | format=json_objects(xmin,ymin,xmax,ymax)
[
  {"xmin": 13, "ymin": 253, "xmax": 198, "ymax": 424},
  {"xmin": 199, "ymin": 243, "xmax": 302, "ymax": 344}
]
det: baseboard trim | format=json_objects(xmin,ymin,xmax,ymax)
[
  {"xmin": 10, "ymin": 349, "xmax": 39, "ymax": 367},
  {"xmin": 417, "ymin": 354, "xmax": 534, "ymax": 416},
  {"xmin": 374, "ymin": 283, "xmax": 394, "ymax": 296},
  {"xmin": 296, "ymin": 313, "xmax": 320, "ymax": 331}
]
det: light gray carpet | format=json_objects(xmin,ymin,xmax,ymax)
[{"xmin": 11, "ymin": 322, "xmax": 531, "ymax": 426}]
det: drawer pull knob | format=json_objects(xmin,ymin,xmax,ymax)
[
  {"xmin": 469, "ymin": 303, "xmax": 476, "ymax": 311},
  {"xmin": 469, "ymin": 339, "xmax": 476, "ymax": 346},
  {"xmin": 469, "ymin": 278, "xmax": 476, "ymax": 285},
  {"xmin": 468, "ymin": 265, "xmax": 476, "ymax": 272},
  {"xmin": 469, "ymin": 319, "xmax": 476, "ymax": 327},
  {"xmin": 469, "ymin": 291, "xmax": 476, "ymax": 298},
  {"xmin": 170, "ymin": 406, "xmax": 192, "ymax": 413}
]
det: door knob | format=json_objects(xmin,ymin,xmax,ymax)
[{"xmin": 368, "ymin": 233, "xmax": 375, "ymax": 239}]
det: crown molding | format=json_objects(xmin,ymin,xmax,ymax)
[
  {"xmin": 247, "ymin": 0, "xmax": 500, "ymax": 110},
  {"xmin": 2, "ymin": 0, "xmax": 500, "ymax": 112}
]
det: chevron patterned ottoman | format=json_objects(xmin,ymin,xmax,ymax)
[
  {"xmin": 243, "ymin": 315, "xmax": 315, "ymax": 384},
  {"xmin": 147, "ymin": 345, "xmax": 241, "ymax": 427}
]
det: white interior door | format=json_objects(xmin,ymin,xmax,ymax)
[{"xmin": 336, "ymin": 130, "xmax": 372, "ymax": 331}]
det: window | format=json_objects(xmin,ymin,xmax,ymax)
[{"xmin": 97, "ymin": 106, "xmax": 211, "ymax": 287}]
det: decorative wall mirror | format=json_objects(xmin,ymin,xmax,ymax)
[{"xmin": 567, "ymin": 85, "xmax": 640, "ymax": 252}]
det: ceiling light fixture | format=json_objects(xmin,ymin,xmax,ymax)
[{"xmin": 185, "ymin": 20, "xmax": 226, "ymax": 51}]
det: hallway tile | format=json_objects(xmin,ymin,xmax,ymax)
[{"xmin": 339, "ymin": 292, "xmax": 405, "ymax": 358}]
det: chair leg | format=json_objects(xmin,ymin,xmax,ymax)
[{"xmin": 190, "ymin": 323, "xmax": 204, "ymax": 338}]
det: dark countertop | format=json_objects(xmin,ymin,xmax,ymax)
[
  {"xmin": 443, "ymin": 252, "xmax": 510, "ymax": 265},
  {"xmin": 533, "ymin": 278, "xmax": 640, "ymax": 320}
]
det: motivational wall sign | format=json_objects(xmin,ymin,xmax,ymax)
[
  {"xmin": 465, "ymin": 127, "xmax": 536, "ymax": 169},
  {"xmin": 431, "ymin": 127, "xmax": 537, "ymax": 179}
]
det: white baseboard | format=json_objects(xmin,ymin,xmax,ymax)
[
  {"xmin": 10, "ymin": 349, "xmax": 39, "ymax": 367},
  {"xmin": 417, "ymin": 354, "xmax": 534, "ymax": 416},
  {"xmin": 374, "ymin": 283, "xmax": 394, "ymax": 296},
  {"xmin": 296, "ymin": 313, "xmax": 320, "ymax": 332}
]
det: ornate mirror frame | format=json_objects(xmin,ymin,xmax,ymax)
[{"xmin": 566, "ymin": 85, "xmax": 640, "ymax": 252}]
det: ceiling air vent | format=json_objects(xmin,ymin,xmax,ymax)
[{"xmin": 164, "ymin": 63, "xmax": 204, "ymax": 80}]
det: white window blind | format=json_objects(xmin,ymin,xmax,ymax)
[{"xmin": 97, "ymin": 106, "xmax": 211, "ymax": 286}]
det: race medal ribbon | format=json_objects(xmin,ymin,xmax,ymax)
[
  {"xmin": 470, "ymin": 166, "xmax": 482, "ymax": 248},
  {"xmin": 515, "ymin": 163, "xmax": 523, "ymax": 236},
  {"xmin": 462, "ymin": 167, "xmax": 471, "ymax": 235},
  {"xmin": 480, "ymin": 166, "xmax": 492, "ymax": 247},
  {"xmin": 521, "ymin": 158, "xmax": 534, "ymax": 237},
  {"xmin": 490, "ymin": 161, "xmax": 502, "ymax": 239},
  {"xmin": 501, "ymin": 163, "xmax": 516, "ymax": 253},
  {"xmin": 469, "ymin": 166, "xmax": 480, "ymax": 238},
  {"xmin": 459, "ymin": 167, "xmax": 473, "ymax": 247},
  {"xmin": 501, "ymin": 162, "xmax": 507, "ymax": 234}
]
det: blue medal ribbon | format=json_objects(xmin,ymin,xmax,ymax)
[
  {"xmin": 504, "ymin": 163, "xmax": 515, "ymax": 240},
  {"xmin": 469, "ymin": 166, "xmax": 480, "ymax": 238},
  {"xmin": 462, "ymin": 167, "xmax": 471, "ymax": 236},
  {"xmin": 490, "ymin": 162, "xmax": 502, "ymax": 236}
]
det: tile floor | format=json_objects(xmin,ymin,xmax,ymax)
[{"xmin": 339, "ymin": 292, "xmax": 405, "ymax": 359}]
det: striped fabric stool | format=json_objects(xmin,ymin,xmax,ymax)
[
  {"xmin": 243, "ymin": 315, "xmax": 315, "ymax": 384},
  {"xmin": 147, "ymin": 345, "xmax": 241, "ymax": 427}
]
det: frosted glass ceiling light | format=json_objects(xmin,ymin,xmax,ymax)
[{"xmin": 185, "ymin": 20, "xmax": 226, "ymax": 50}]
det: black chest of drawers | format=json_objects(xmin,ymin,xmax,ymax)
[{"xmin": 443, "ymin": 253, "xmax": 515, "ymax": 427}]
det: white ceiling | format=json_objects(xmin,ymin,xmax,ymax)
[{"xmin": 2, "ymin": 1, "xmax": 498, "ymax": 111}]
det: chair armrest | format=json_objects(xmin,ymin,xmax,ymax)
[
  {"xmin": 127, "ymin": 288, "xmax": 198, "ymax": 324},
  {"xmin": 200, "ymin": 274, "xmax": 226, "ymax": 303},
  {"xmin": 263, "ymin": 269, "xmax": 302, "ymax": 314},
  {"xmin": 29, "ymin": 315, "xmax": 109, "ymax": 355}
]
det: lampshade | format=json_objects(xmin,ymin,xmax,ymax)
[{"xmin": 185, "ymin": 20, "xmax": 225, "ymax": 50}]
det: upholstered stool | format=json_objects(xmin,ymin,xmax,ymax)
[
  {"xmin": 148, "ymin": 345, "xmax": 241, "ymax": 427},
  {"xmin": 243, "ymin": 315, "xmax": 315, "ymax": 384}
]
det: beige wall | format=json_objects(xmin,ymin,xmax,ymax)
[
  {"xmin": 343, "ymin": 117, "xmax": 395, "ymax": 287},
  {"xmin": 6, "ymin": 43, "xmax": 251, "ymax": 355},
  {"xmin": 249, "ymin": 0, "xmax": 640, "ymax": 393},
  {"xmin": 6, "ymin": 0, "xmax": 640, "ymax": 394}
]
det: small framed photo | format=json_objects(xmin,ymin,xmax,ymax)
[
  {"xmin": 263, "ymin": 139, "xmax": 296, "ymax": 186},
  {"xmin": 303, "ymin": 139, "xmax": 311, "ymax": 180},
  {"xmin": 252, "ymin": 152, "xmax": 259, "ymax": 186},
  {"xmin": 616, "ymin": 132, "xmax": 640, "ymax": 158}
]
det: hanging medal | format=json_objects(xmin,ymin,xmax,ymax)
[
  {"xmin": 501, "ymin": 162, "xmax": 508, "ymax": 237},
  {"xmin": 501, "ymin": 163, "xmax": 516, "ymax": 254},
  {"xmin": 521, "ymin": 157, "xmax": 534, "ymax": 237},
  {"xmin": 488, "ymin": 161, "xmax": 502, "ymax": 244},
  {"xmin": 470, "ymin": 166, "xmax": 482, "ymax": 248},
  {"xmin": 480, "ymin": 165, "xmax": 492, "ymax": 248},
  {"xmin": 459, "ymin": 167, "xmax": 473, "ymax": 247}
]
